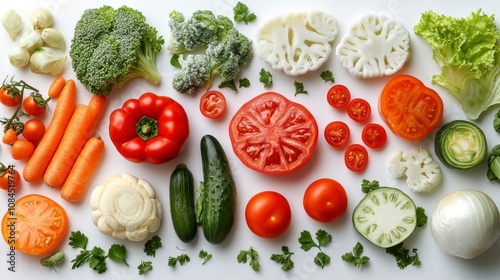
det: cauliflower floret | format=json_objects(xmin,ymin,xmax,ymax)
[
  {"xmin": 256, "ymin": 10, "xmax": 338, "ymax": 76},
  {"xmin": 388, "ymin": 147, "xmax": 442, "ymax": 193},
  {"xmin": 90, "ymin": 174, "xmax": 163, "ymax": 241},
  {"xmin": 336, "ymin": 14, "xmax": 410, "ymax": 78}
]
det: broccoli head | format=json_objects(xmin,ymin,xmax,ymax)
[
  {"xmin": 70, "ymin": 5, "xmax": 164, "ymax": 95},
  {"xmin": 167, "ymin": 10, "xmax": 253, "ymax": 94}
]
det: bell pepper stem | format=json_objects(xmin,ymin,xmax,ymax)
[{"xmin": 136, "ymin": 116, "xmax": 158, "ymax": 141}]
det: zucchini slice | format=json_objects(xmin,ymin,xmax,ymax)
[
  {"xmin": 352, "ymin": 187, "xmax": 417, "ymax": 248},
  {"xmin": 434, "ymin": 120, "xmax": 487, "ymax": 170}
]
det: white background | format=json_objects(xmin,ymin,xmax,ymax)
[{"xmin": 1, "ymin": 0, "xmax": 500, "ymax": 279}]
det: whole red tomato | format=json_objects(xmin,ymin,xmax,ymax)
[
  {"xmin": 303, "ymin": 178, "xmax": 348, "ymax": 222},
  {"xmin": 23, "ymin": 95, "xmax": 46, "ymax": 116},
  {"xmin": 229, "ymin": 92, "xmax": 318, "ymax": 175},
  {"xmin": 0, "ymin": 88, "xmax": 21, "ymax": 107},
  {"xmin": 245, "ymin": 191, "xmax": 291, "ymax": 238}
]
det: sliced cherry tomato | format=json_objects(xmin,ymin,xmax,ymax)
[
  {"xmin": 200, "ymin": 90, "xmax": 226, "ymax": 119},
  {"xmin": 22, "ymin": 119, "xmax": 45, "ymax": 144},
  {"xmin": 23, "ymin": 95, "xmax": 46, "ymax": 116},
  {"xmin": 327, "ymin": 84, "xmax": 351, "ymax": 109},
  {"xmin": 347, "ymin": 98, "xmax": 371, "ymax": 122},
  {"xmin": 0, "ymin": 88, "xmax": 21, "ymax": 107},
  {"xmin": 2, "ymin": 194, "xmax": 68, "ymax": 255},
  {"xmin": 303, "ymin": 178, "xmax": 348, "ymax": 223},
  {"xmin": 379, "ymin": 74, "xmax": 443, "ymax": 141},
  {"xmin": 324, "ymin": 121, "xmax": 350, "ymax": 148},
  {"xmin": 0, "ymin": 165, "xmax": 20, "ymax": 191},
  {"xmin": 362, "ymin": 123, "xmax": 387, "ymax": 149},
  {"xmin": 344, "ymin": 143, "xmax": 368, "ymax": 172},
  {"xmin": 245, "ymin": 191, "xmax": 291, "ymax": 238},
  {"xmin": 229, "ymin": 92, "xmax": 318, "ymax": 175}
]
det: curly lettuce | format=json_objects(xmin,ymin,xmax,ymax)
[{"xmin": 414, "ymin": 9, "xmax": 500, "ymax": 120}]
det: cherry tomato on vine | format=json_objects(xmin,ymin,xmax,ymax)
[
  {"xmin": 344, "ymin": 143, "xmax": 369, "ymax": 172},
  {"xmin": 2, "ymin": 128, "xmax": 18, "ymax": 145},
  {"xmin": 200, "ymin": 90, "xmax": 226, "ymax": 119},
  {"xmin": 0, "ymin": 165, "xmax": 21, "ymax": 190},
  {"xmin": 23, "ymin": 95, "xmax": 46, "ymax": 116},
  {"xmin": 347, "ymin": 98, "xmax": 371, "ymax": 122},
  {"xmin": 362, "ymin": 123, "xmax": 387, "ymax": 149},
  {"xmin": 22, "ymin": 119, "xmax": 45, "ymax": 144},
  {"xmin": 303, "ymin": 178, "xmax": 348, "ymax": 222},
  {"xmin": 324, "ymin": 121, "xmax": 350, "ymax": 148},
  {"xmin": 10, "ymin": 139, "xmax": 35, "ymax": 160},
  {"xmin": 245, "ymin": 191, "xmax": 291, "ymax": 238},
  {"xmin": 327, "ymin": 84, "xmax": 351, "ymax": 109},
  {"xmin": 0, "ymin": 88, "xmax": 20, "ymax": 107}
]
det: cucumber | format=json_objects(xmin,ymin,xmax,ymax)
[
  {"xmin": 352, "ymin": 187, "xmax": 417, "ymax": 248},
  {"xmin": 169, "ymin": 163, "xmax": 197, "ymax": 243},
  {"xmin": 435, "ymin": 120, "xmax": 487, "ymax": 170},
  {"xmin": 199, "ymin": 134, "xmax": 236, "ymax": 245}
]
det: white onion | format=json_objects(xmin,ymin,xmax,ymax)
[{"xmin": 431, "ymin": 189, "xmax": 500, "ymax": 259}]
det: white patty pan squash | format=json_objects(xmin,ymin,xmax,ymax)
[{"xmin": 90, "ymin": 174, "xmax": 163, "ymax": 241}]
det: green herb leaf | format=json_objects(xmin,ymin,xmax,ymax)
[
  {"xmin": 237, "ymin": 247, "xmax": 260, "ymax": 272},
  {"xmin": 138, "ymin": 260, "xmax": 153, "ymax": 275},
  {"xmin": 385, "ymin": 243, "xmax": 421, "ymax": 269},
  {"xmin": 259, "ymin": 68, "xmax": 273, "ymax": 87},
  {"xmin": 144, "ymin": 235, "xmax": 162, "ymax": 257},
  {"xmin": 341, "ymin": 242, "xmax": 370, "ymax": 269},
  {"xmin": 168, "ymin": 253, "xmax": 191, "ymax": 268},
  {"xmin": 361, "ymin": 179, "xmax": 380, "ymax": 194},
  {"xmin": 108, "ymin": 244, "xmax": 128, "ymax": 266},
  {"xmin": 294, "ymin": 81, "xmax": 308, "ymax": 96},
  {"xmin": 320, "ymin": 70, "xmax": 335, "ymax": 83},
  {"xmin": 313, "ymin": 252, "xmax": 331, "ymax": 269},
  {"xmin": 239, "ymin": 78, "xmax": 251, "ymax": 88},
  {"xmin": 219, "ymin": 80, "xmax": 238, "ymax": 92},
  {"xmin": 315, "ymin": 229, "xmax": 332, "ymax": 248},
  {"xmin": 69, "ymin": 231, "xmax": 88, "ymax": 250},
  {"xmin": 88, "ymin": 246, "xmax": 107, "ymax": 274},
  {"xmin": 270, "ymin": 246, "xmax": 294, "ymax": 272},
  {"xmin": 199, "ymin": 250, "xmax": 212, "ymax": 265},
  {"xmin": 298, "ymin": 230, "xmax": 317, "ymax": 251},
  {"xmin": 233, "ymin": 2, "xmax": 256, "ymax": 24},
  {"xmin": 40, "ymin": 251, "xmax": 65, "ymax": 272},
  {"xmin": 71, "ymin": 250, "xmax": 91, "ymax": 269},
  {"xmin": 416, "ymin": 207, "xmax": 428, "ymax": 228},
  {"xmin": 170, "ymin": 54, "xmax": 181, "ymax": 68}
]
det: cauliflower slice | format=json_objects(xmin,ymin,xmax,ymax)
[
  {"xmin": 336, "ymin": 14, "xmax": 410, "ymax": 78},
  {"xmin": 256, "ymin": 11, "xmax": 338, "ymax": 76},
  {"xmin": 90, "ymin": 174, "xmax": 163, "ymax": 241},
  {"xmin": 388, "ymin": 147, "xmax": 442, "ymax": 193}
]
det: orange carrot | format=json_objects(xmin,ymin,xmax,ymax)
[
  {"xmin": 48, "ymin": 77, "xmax": 66, "ymax": 99},
  {"xmin": 23, "ymin": 79, "xmax": 77, "ymax": 183},
  {"xmin": 2, "ymin": 128, "xmax": 18, "ymax": 145},
  {"xmin": 60, "ymin": 135, "xmax": 104, "ymax": 202},
  {"xmin": 43, "ymin": 95, "xmax": 106, "ymax": 188}
]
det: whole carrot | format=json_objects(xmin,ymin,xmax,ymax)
[
  {"xmin": 48, "ymin": 76, "xmax": 66, "ymax": 99},
  {"xmin": 60, "ymin": 135, "xmax": 104, "ymax": 202},
  {"xmin": 23, "ymin": 79, "xmax": 77, "ymax": 183},
  {"xmin": 44, "ymin": 95, "xmax": 106, "ymax": 188}
]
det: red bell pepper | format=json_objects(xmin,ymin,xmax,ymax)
[{"xmin": 109, "ymin": 92, "xmax": 189, "ymax": 164}]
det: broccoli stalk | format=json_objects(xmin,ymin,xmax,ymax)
[
  {"xmin": 70, "ymin": 6, "xmax": 164, "ymax": 96},
  {"xmin": 168, "ymin": 10, "xmax": 253, "ymax": 94}
]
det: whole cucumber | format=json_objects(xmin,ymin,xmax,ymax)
[
  {"xmin": 169, "ymin": 163, "xmax": 197, "ymax": 243},
  {"xmin": 200, "ymin": 134, "xmax": 236, "ymax": 244}
]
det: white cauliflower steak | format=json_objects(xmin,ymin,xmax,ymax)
[
  {"xmin": 388, "ymin": 147, "xmax": 442, "ymax": 193},
  {"xmin": 256, "ymin": 10, "xmax": 338, "ymax": 76},
  {"xmin": 336, "ymin": 14, "xmax": 410, "ymax": 78},
  {"xmin": 90, "ymin": 174, "xmax": 163, "ymax": 241}
]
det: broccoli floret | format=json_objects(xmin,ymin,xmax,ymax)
[
  {"xmin": 70, "ymin": 5, "xmax": 164, "ymax": 95},
  {"xmin": 167, "ymin": 10, "xmax": 253, "ymax": 94}
]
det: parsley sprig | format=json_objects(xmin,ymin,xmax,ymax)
[
  {"xmin": 320, "ymin": 70, "xmax": 335, "ymax": 83},
  {"xmin": 386, "ymin": 243, "xmax": 421, "ymax": 269},
  {"xmin": 233, "ymin": 2, "xmax": 256, "ymax": 25},
  {"xmin": 138, "ymin": 260, "xmax": 153, "ymax": 275},
  {"xmin": 259, "ymin": 68, "xmax": 273, "ymax": 87},
  {"xmin": 168, "ymin": 253, "xmax": 191, "ymax": 268},
  {"xmin": 341, "ymin": 242, "xmax": 370, "ymax": 269},
  {"xmin": 294, "ymin": 81, "xmax": 308, "ymax": 96},
  {"xmin": 144, "ymin": 235, "xmax": 162, "ymax": 257},
  {"xmin": 270, "ymin": 246, "xmax": 294, "ymax": 272},
  {"xmin": 199, "ymin": 250, "xmax": 212, "ymax": 265},
  {"xmin": 237, "ymin": 247, "xmax": 260, "ymax": 272},
  {"xmin": 298, "ymin": 229, "xmax": 332, "ymax": 269}
]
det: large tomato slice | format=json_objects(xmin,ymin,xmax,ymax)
[
  {"xmin": 229, "ymin": 92, "xmax": 318, "ymax": 175},
  {"xmin": 2, "ymin": 194, "xmax": 68, "ymax": 256},
  {"xmin": 379, "ymin": 75, "xmax": 443, "ymax": 141}
]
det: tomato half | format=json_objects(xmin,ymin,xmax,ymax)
[
  {"xmin": 0, "ymin": 166, "xmax": 20, "ymax": 191},
  {"xmin": 22, "ymin": 119, "xmax": 45, "ymax": 144},
  {"xmin": 324, "ymin": 121, "xmax": 350, "ymax": 148},
  {"xmin": 2, "ymin": 194, "xmax": 68, "ymax": 255},
  {"xmin": 362, "ymin": 123, "xmax": 387, "ymax": 149},
  {"xmin": 379, "ymin": 75, "xmax": 444, "ymax": 141},
  {"xmin": 0, "ymin": 88, "xmax": 20, "ymax": 107},
  {"xmin": 303, "ymin": 178, "xmax": 348, "ymax": 222},
  {"xmin": 229, "ymin": 92, "xmax": 318, "ymax": 175},
  {"xmin": 347, "ymin": 98, "xmax": 371, "ymax": 122},
  {"xmin": 344, "ymin": 144, "xmax": 368, "ymax": 172},
  {"xmin": 23, "ymin": 96, "xmax": 46, "ymax": 116},
  {"xmin": 200, "ymin": 90, "xmax": 226, "ymax": 119},
  {"xmin": 245, "ymin": 191, "xmax": 291, "ymax": 238},
  {"xmin": 327, "ymin": 84, "xmax": 351, "ymax": 109}
]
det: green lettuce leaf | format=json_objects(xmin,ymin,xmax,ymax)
[{"xmin": 414, "ymin": 9, "xmax": 500, "ymax": 120}]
